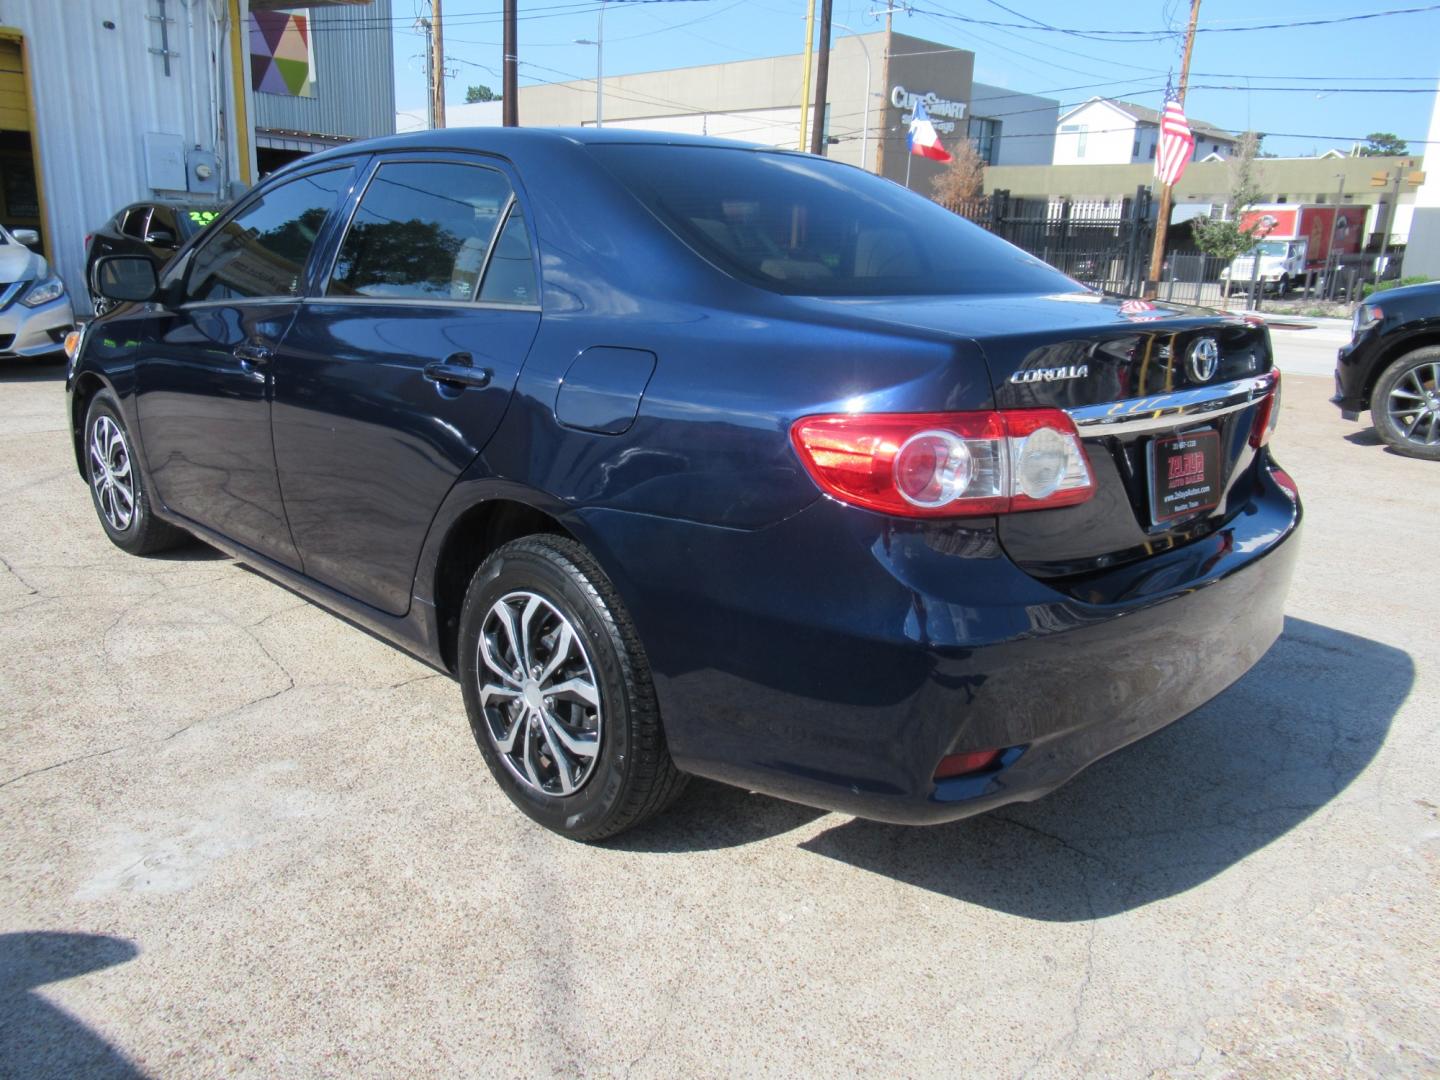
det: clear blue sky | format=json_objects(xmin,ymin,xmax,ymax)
[{"xmin": 389, "ymin": 0, "xmax": 1439, "ymax": 158}]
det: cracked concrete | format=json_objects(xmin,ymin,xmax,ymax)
[{"xmin": 1, "ymin": 352, "xmax": 1437, "ymax": 1078}]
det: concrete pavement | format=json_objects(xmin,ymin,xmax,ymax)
[{"xmin": 1, "ymin": 350, "xmax": 1436, "ymax": 1078}]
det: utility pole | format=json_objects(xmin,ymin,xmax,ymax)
[
  {"xmin": 1144, "ymin": 0, "xmax": 1201, "ymax": 298},
  {"xmin": 430, "ymin": 0, "xmax": 446, "ymax": 129},
  {"xmin": 809, "ymin": 0, "xmax": 834, "ymax": 155},
  {"xmin": 575, "ymin": 2, "xmax": 605, "ymax": 128},
  {"xmin": 797, "ymin": 0, "xmax": 816, "ymax": 152},
  {"xmin": 417, "ymin": 16, "xmax": 435, "ymax": 129},
  {"xmin": 503, "ymin": 0, "xmax": 518, "ymax": 126}
]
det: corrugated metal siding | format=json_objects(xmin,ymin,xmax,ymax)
[
  {"xmin": 252, "ymin": 0, "xmax": 394, "ymax": 140},
  {"xmin": 0, "ymin": 0, "xmax": 237, "ymax": 308}
]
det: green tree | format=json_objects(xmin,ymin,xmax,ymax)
[
  {"xmin": 1191, "ymin": 131, "xmax": 1270, "ymax": 264},
  {"xmin": 1360, "ymin": 132, "xmax": 1408, "ymax": 156},
  {"xmin": 464, "ymin": 84, "xmax": 498, "ymax": 104}
]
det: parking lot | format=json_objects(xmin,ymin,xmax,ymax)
[{"xmin": 1, "ymin": 333, "xmax": 1437, "ymax": 1077}]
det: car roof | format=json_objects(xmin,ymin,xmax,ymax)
[{"xmin": 276, "ymin": 126, "xmax": 787, "ymax": 178}]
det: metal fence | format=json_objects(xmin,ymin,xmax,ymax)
[
  {"xmin": 948, "ymin": 188, "xmax": 1155, "ymax": 297},
  {"xmin": 948, "ymin": 189, "xmax": 1399, "ymax": 307}
]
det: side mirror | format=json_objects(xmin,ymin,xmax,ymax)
[
  {"xmin": 145, "ymin": 228, "xmax": 178, "ymax": 249},
  {"xmin": 13, "ymin": 228, "xmax": 39, "ymax": 247},
  {"xmin": 94, "ymin": 255, "xmax": 159, "ymax": 303}
]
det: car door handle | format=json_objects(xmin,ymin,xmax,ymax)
[
  {"xmin": 234, "ymin": 342, "xmax": 273, "ymax": 366},
  {"xmin": 424, "ymin": 358, "xmax": 492, "ymax": 389}
]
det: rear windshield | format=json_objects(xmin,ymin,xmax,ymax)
[{"xmin": 589, "ymin": 144, "xmax": 1079, "ymax": 298}]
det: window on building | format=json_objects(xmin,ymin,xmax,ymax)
[
  {"xmin": 1148, "ymin": 144, "xmax": 1157, "ymax": 160},
  {"xmin": 186, "ymin": 166, "xmax": 354, "ymax": 302},
  {"xmin": 1060, "ymin": 123, "xmax": 1088, "ymax": 158},
  {"xmin": 1133, "ymin": 139, "xmax": 1141, "ymax": 157},
  {"xmin": 968, "ymin": 117, "xmax": 1002, "ymax": 165},
  {"xmin": 328, "ymin": 161, "xmax": 513, "ymax": 301},
  {"xmin": 1276, "ymin": 196, "xmax": 1288, "ymax": 204}
]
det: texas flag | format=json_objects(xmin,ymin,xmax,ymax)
[{"xmin": 908, "ymin": 100, "xmax": 952, "ymax": 163}]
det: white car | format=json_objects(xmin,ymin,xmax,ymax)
[{"xmin": 0, "ymin": 225, "xmax": 76, "ymax": 361}]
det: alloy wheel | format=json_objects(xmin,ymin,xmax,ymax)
[
  {"xmin": 1385, "ymin": 361, "xmax": 1440, "ymax": 448},
  {"xmin": 89, "ymin": 414, "xmax": 135, "ymax": 531},
  {"xmin": 476, "ymin": 590, "xmax": 602, "ymax": 797}
]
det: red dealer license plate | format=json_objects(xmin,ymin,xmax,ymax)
[{"xmin": 1148, "ymin": 429, "xmax": 1222, "ymax": 524}]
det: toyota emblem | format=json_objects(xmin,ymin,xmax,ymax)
[{"xmin": 1187, "ymin": 337, "xmax": 1220, "ymax": 383}]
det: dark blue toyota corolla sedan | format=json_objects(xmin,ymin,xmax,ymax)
[{"xmin": 68, "ymin": 128, "xmax": 1300, "ymax": 840}]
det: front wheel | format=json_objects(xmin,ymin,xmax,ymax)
[
  {"xmin": 457, "ymin": 535, "xmax": 687, "ymax": 841},
  {"xmin": 84, "ymin": 391, "xmax": 191, "ymax": 554},
  {"xmin": 1372, "ymin": 346, "xmax": 1440, "ymax": 460}
]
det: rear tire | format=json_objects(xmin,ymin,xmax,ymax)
[
  {"xmin": 83, "ymin": 391, "xmax": 191, "ymax": 554},
  {"xmin": 1371, "ymin": 346, "xmax": 1440, "ymax": 461},
  {"xmin": 457, "ymin": 534, "xmax": 687, "ymax": 841}
]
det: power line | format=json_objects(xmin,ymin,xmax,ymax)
[{"xmin": 905, "ymin": 2, "xmax": 1440, "ymax": 40}]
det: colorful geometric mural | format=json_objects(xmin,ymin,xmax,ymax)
[{"xmin": 250, "ymin": 10, "xmax": 316, "ymax": 98}]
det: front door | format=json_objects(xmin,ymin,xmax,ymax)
[
  {"xmin": 272, "ymin": 156, "xmax": 542, "ymax": 615},
  {"xmin": 133, "ymin": 165, "xmax": 357, "ymax": 567}
]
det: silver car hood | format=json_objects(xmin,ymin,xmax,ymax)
[{"xmin": 0, "ymin": 243, "xmax": 46, "ymax": 286}]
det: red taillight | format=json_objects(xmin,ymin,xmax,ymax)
[
  {"xmin": 935, "ymin": 749, "xmax": 1002, "ymax": 780},
  {"xmin": 1250, "ymin": 370, "xmax": 1282, "ymax": 449},
  {"xmin": 790, "ymin": 408, "xmax": 1094, "ymax": 518}
]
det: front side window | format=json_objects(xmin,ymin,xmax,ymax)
[
  {"xmin": 590, "ymin": 144, "xmax": 1076, "ymax": 298},
  {"xmin": 186, "ymin": 167, "xmax": 354, "ymax": 302},
  {"xmin": 327, "ymin": 161, "xmax": 513, "ymax": 301}
]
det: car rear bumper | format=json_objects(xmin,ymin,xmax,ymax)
[{"xmin": 584, "ymin": 459, "xmax": 1301, "ymax": 826}]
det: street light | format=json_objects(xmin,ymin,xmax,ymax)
[
  {"xmin": 831, "ymin": 24, "xmax": 872, "ymax": 171},
  {"xmin": 574, "ymin": 2, "xmax": 605, "ymax": 128}
]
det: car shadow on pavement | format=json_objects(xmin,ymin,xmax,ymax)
[
  {"xmin": 611, "ymin": 777, "xmax": 829, "ymax": 852},
  {"xmin": 795, "ymin": 616, "xmax": 1411, "ymax": 920},
  {"xmin": 0, "ymin": 356, "xmax": 66, "ymax": 382},
  {"xmin": 1342, "ymin": 428, "xmax": 1384, "ymax": 446},
  {"xmin": 0, "ymin": 931, "xmax": 149, "ymax": 1079}
]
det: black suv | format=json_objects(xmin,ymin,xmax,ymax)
[
  {"xmin": 84, "ymin": 202, "xmax": 222, "ymax": 315},
  {"xmin": 1335, "ymin": 281, "xmax": 1440, "ymax": 459}
]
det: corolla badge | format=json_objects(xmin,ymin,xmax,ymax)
[
  {"xmin": 1009, "ymin": 363, "xmax": 1089, "ymax": 384},
  {"xmin": 1186, "ymin": 337, "xmax": 1220, "ymax": 383}
]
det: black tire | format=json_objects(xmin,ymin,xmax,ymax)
[
  {"xmin": 1371, "ymin": 347, "xmax": 1440, "ymax": 461},
  {"xmin": 83, "ymin": 391, "xmax": 191, "ymax": 554},
  {"xmin": 458, "ymin": 534, "xmax": 687, "ymax": 841}
]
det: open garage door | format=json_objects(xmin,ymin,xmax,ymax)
[{"xmin": 0, "ymin": 34, "xmax": 44, "ymax": 259}]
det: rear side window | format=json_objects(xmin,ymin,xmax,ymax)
[
  {"xmin": 327, "ymin": 160, "xmax": 512, "ymax": 301},
  {"xmin": 589, "ymin": 144, "xmax": 1078, "ymax": 298},
  {"xmin": 186, "ymin": 167, "xmax": 353, "ymax": 302},
  {"xmin": 120, "ymin": 207, "xmax": 151, "ymax": 239},
  {"xmin": 477, "ymin": 206, "xmax": 537, "ymax": 306}
]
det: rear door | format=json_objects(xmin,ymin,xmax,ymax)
[{"xmin": 271, "ymin": 154, "xmax": 542, "ymax": 616}]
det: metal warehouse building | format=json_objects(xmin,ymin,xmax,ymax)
[{"xmin": 0, "ymin": 0, "xmax": 394, "ymax": 311}]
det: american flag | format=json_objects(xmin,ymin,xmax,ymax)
[{"xmin": 1155, "ymin": 81, "xmax": 1196, "ymax": 187}]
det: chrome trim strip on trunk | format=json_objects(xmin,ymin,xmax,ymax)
[{"xmin": 1067, "ymin": 372, "xmax": 1277, "ymax": 437}]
